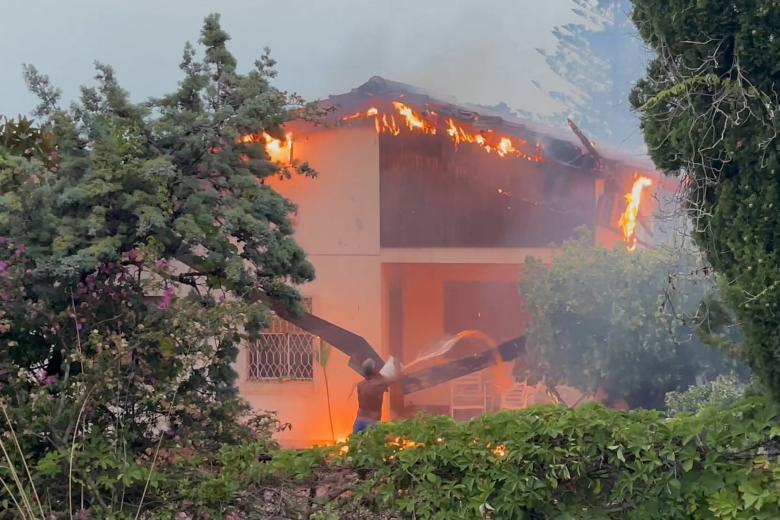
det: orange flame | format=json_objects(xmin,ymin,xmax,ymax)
[
  {"xmin": 491, "ymin": 444, "xmax": 507, "ymax": 458},
  {"xmin": 236, "ymin": 131, "xmax": 293, "ymax": 163},
  {"xmin": 618, "ymin": 176, "xmax": 653, "ymax": 251},
  {"xmin": 343, "ymin": 107, "xmax": 379, "ymax": 121},
  {"xmin": 263, "ymin": 132, "xmax": 293, "ymax": 163},
  {"xmin": 376, "ymin": 113, "xmax": 400, "ymax": 136},
  {"xmin": 392, "ymin": 101, "xmax": 437, "ymax": 134},
  {"xmin": 342, "ymin": 102, "xmax": 543, "ymax": 163},
  {"xmin": 387, "ymin": 436, "xmax": 423, "ymax": 450}
]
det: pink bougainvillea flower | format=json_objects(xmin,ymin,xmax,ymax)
[
  {"xmin": 34, "ymin": 369, "xmax": 56, "ymax": 385},
  {"xmin": 155, "ymin": 259, "xmax": 169, "ymax": 270},
  {"xmin": 158, "ymin": 286, "xmax": 174, "ymax": 310}
]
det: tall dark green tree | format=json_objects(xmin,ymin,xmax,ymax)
[
  {"xmin": 0, "ymin": 12, "xmax": 316, "ymax": 463},
  {"xmin": 630, "ymin": 1, "xmax": 780, "ymax": 401},
  {"xmin": 527, "ymin": 0, "xmax": 647, "ymax": 151}
]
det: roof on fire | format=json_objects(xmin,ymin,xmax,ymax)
[{"xmin": 324, "ymin": 76, "xmax": 656, "ymax": 174}]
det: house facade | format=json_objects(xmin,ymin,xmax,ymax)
[{"xmin": 234, "ymin": 77, "xmax": 662, "ymax": 448}]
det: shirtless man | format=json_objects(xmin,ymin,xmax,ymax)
[{"xmin": 352, "ymin": 358, "xmax": 399, "ymax": 434}]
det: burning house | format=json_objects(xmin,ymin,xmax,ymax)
[{"xmin": 235, "ymin": 77, "xmax": 666, "ymax": 448}]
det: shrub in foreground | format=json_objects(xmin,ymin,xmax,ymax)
[
  {"xmin": 342, "ymin": 398, "xmax": 780, "ymax": 519},
  {"xmin": 3, "ymin": 398, "xmax": 779, "ymax": 518}
]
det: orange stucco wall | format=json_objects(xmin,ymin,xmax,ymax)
[
  {"xmin": 235, "ymin": 122, "xmax": 627, "ymax": 447},
  {"xmin": 236, "ymin": 126, "xmax": 384, "ymax": 448}
]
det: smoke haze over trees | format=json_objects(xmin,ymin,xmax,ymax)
[
  {"xmin": 0, "ymin": 0, "xmax": 578, "ymax": 126},
  {"xmin": 523, "ymin": 0, "xmax": 649, "ymax": 152},
  {"xmin": 518, "ymin": 232, "xmax": 745, "ymax": 409}
]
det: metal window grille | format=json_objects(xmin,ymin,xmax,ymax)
[{"xmin": 248, "ymin": 298, "xmax": 315, "ymax": 381}]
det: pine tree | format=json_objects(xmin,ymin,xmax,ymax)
[
  {"xmin": 3, "ymin": 14, "xmax": 316, "ymax": 307},
  {"xmin": 0, "ymin": 14, "xmax": 318, "ymax": 452}
]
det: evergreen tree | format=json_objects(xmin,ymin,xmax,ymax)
[{"xmin": 0, "ymin": 14, "xmax": 317, "ymax": 456}]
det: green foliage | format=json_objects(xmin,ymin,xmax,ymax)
[
  {"xmin": 0, "ymin": 13, "xmax": 319, "ymax": 517},
  {"xmin": 666, "ymin": 374, "xmax": 751, "ymax": 416},
  {"xmin": 2, "ymin": 19, "xmax": 316, "ymax": 299},
  {"xmin": 630, "ymin": 1, "xmax": 780, "ymax": 402},
  {"xmin": 0, "ymin": 115, "xmax": 57, "ymax": 166},
  {"xmin": 6, "ymin": 399, "xmax": 780, "ymax": 518},
  {"xmin": 339, "ymin": 398, "xmax": 780, "ymax": 519},
  {"xmin": 518, "ymin": 232, "xmax": 743, "ymax": 408}
]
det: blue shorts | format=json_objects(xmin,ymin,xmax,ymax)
[{"xmin": 352, "ymin": 418, "xmax": 377, "ymax": 434}]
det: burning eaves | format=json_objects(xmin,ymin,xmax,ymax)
[{"xmin": 339, "ymin": 99, "xmax": 544, "ymax": 163}]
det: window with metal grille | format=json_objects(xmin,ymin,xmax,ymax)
[{"xmin": 248, "ymin": 298, "xmax": 315, "ymax": 381}]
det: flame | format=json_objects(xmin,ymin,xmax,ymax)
[
  {"xmin": 497, "ymin": 137, "xmax": 515, "ymax": 157},
  {"xmin": 618, "ymin": 176, "xmax": 653, "ymax": 251},
  {"xmin": 392, "ymin": 101, "xmax": 436, "ymax": 134},
  {"xmin": 376, "ymin": 113, "xmax": 400, "ymax": 136},
  {"xmin": 492, "ymin": 444, "xmax": 507, "ymax": 458},
  {"xmin": 387, "ymin": 436, "xmax": 423, "ymax": 450},
  {"xmin": 341, "ymin": 102, "xmax": 543, "ymax": 163},
  {"xmin": 235, "ymin": 131, "xmax": 293, "ymax": 164},
  {"xmin": 262, "ymin": 132, "xmax": 293, "ymax": 163},
  {"xmin": 343, "ymin": 107, "xmax": 379, "ymax": 121}
]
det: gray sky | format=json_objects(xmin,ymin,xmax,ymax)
[{"xmin": 1, "ymin": 0, "xmax": 578, "ymax": 117}]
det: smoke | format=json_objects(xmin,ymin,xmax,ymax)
[
  {"xmin": 1, "ymin": 0, "xmax": 579, "ymax": 119},
  {"xmin": 323, "ymin": 1, "xmax": 580, "ymax": 117}
]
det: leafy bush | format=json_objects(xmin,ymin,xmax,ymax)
[
  {"xmin": 176, "ymin": 398, "xmax": 778, "ymax": 519},
  {"xmin": 518, "ymin": 232, "xmax": 743, "ymax": 409},
  {"xmin": 666, "ymin": 374, "xmax": 751, "ymax": 416},
  {"xmin": 332, "ymin": 398, "xmax": 780, "ymax": 519},
  {"xmin": 5, "ymin": 397, "xmax": 779, "ymax": 518}
]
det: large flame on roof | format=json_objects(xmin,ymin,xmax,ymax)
[
  {"xmin": 619, "ymin": 176, "xmax": 653, "ymax": 252},
  {"xmin": 343, "ymin": 101, "xmax": 543, "ymax": 163}
]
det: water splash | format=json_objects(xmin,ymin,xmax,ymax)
[{"xmin": 404, "ymin": 330, "xmax": 496, "ymax": 370}]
